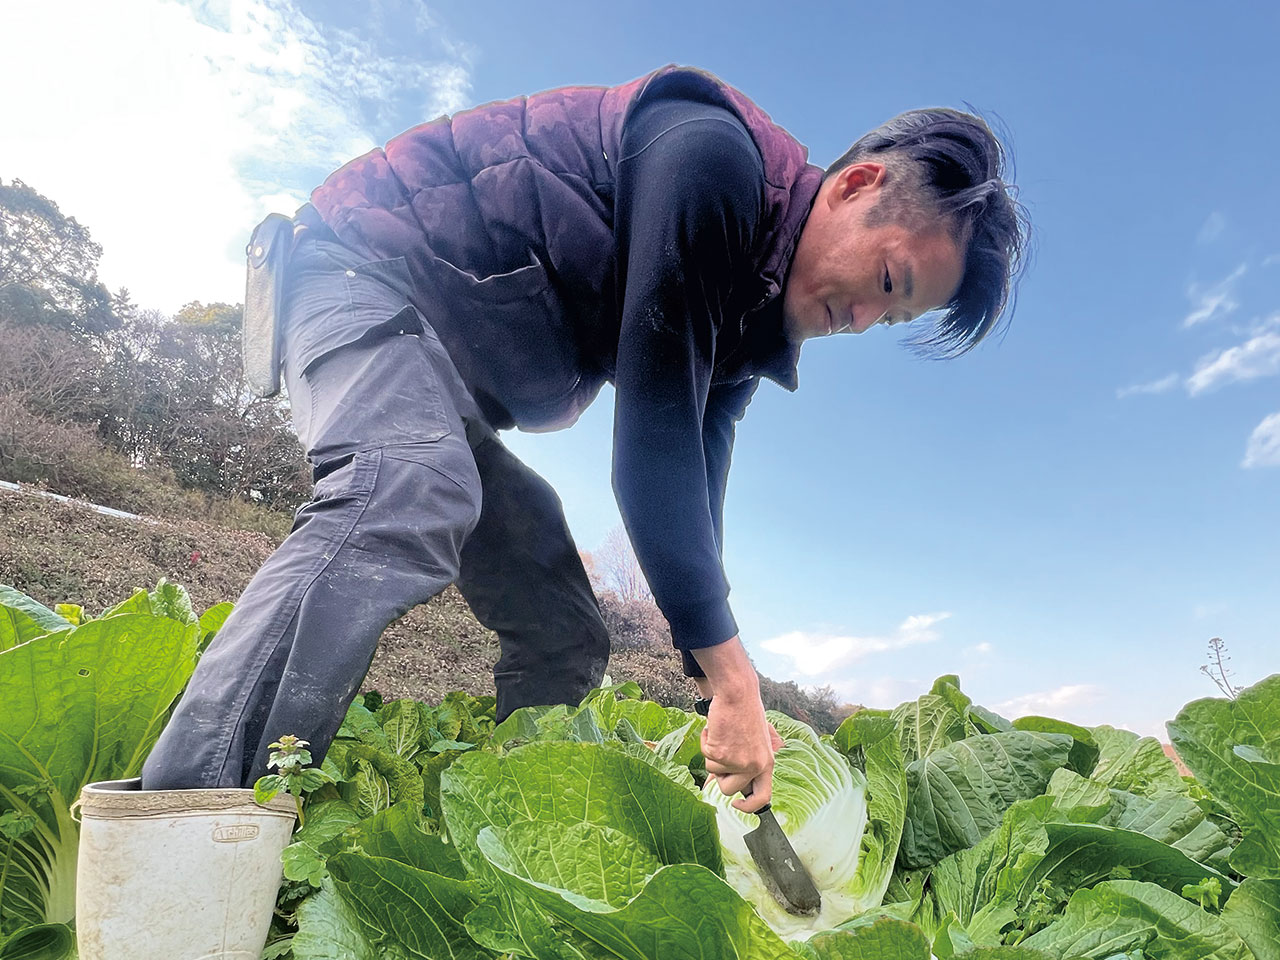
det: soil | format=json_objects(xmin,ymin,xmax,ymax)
[{"xmin": 0, "ymin": 485, "xmax": 697, "ymax": 707}]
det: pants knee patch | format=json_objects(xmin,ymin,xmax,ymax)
[{"xmin": 345, "ymin": 445, "xmax": 482, "ymax": 576}]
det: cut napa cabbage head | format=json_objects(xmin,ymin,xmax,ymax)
[{"xmin": 701, "ymin": 713, "xmax": 876, "ymax": 941}]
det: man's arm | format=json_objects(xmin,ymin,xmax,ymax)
[
  {"xmin": 681, "ymin": 378, "xmax": 759, "ymax": 680},
  {"xmin": 612, "ymin": 94, "xmax": 777, "ymax": 811},
  {"xmin": 693, "ymin": 382, "xmax": 784, "ymax": 810}
]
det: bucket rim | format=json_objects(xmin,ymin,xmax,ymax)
[{"xmin": 76, "ymin": 777, "xmax": 298, "ymax": 818}]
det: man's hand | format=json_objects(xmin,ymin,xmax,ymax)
[{"xmin": 692, "ymin": 637, "xmax": 783, "ymax": 813}]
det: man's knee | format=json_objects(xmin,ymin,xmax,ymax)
[{"xmin": 323, "ymin": 440, "xmax": 482, "ymax": 584}]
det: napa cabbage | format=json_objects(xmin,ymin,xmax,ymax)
[{"xmin": 701, "ymin": 711, "xmax": 907, "ymax": 941}]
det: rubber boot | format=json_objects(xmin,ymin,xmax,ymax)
[{"xmin": 74, "ymin": 778, "xmax": 297, "ymax": 960}]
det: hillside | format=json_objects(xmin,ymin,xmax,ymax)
[{"xmin": 0, "ymin": 483, "xmax": 843, "ymax": 727}]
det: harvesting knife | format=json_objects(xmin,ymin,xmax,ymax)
[
  {"xmin": 693, "ymin": 697, "xmax": 821, "ymax": 917},
  {"xmin": 741, "ymin": 787, "xmax": 822, "ymax": 917}
]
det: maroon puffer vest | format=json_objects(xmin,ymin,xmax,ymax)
[{"xmin": 310, "ymin": 65, "xmax": 823, "ymax": 431}]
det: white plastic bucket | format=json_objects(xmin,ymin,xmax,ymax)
[{"xmin": 75, "ymin": 777, "xmax": 297, "ymax": 960}]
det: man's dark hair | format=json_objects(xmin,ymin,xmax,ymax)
[{"xmin": 826, "ymin": 107, "xmax": 1032, "ymax": 357}]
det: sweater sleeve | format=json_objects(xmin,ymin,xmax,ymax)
[
  {"xmin": 611, "ymin": 94, "xmax": 764, "ymax": 653},
  {"xmin": 679, "ymin": 377, "xmax": 760, "ymax": 676},
  {"xmin": 703, "ymin": 378, "xmax": 760, "ymax": 557}
]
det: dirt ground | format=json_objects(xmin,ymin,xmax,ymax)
[{"xmin": 0, "ymin": 485, "xmax": 700, "ymax": 708}]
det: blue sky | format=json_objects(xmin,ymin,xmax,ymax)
[{"xmin": 4, "ymin": 0, "xmax": 1277, "ymax": 735}]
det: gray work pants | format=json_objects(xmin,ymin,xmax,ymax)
[{"xmin": 141, "ymin": 234, "xmax": 610, "ymax": 790}]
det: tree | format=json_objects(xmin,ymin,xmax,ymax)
[
  {"xmin": 592, "ymin": 525, "xmax": 653, "ymax": 602},
  {"xmin": 96, "ymin": 300, "xmax": 308, "ymax": 508},
  {"xmin": 0, "ymin": 178, "xmax": 116, "ymax": 339},
  {"xmin": 0, "ymin": 179, "xmax": 307, "ymax": 518},
  {"xmin": 0, "ymin": 317, "xmax": 103, "ymax": 425},
  {"xmin": 579, "ymin": 549, "xmax": 600, "ymax": 589},
  {"xmin": 582, "ymin": 529, "xmax": 663, "ymax": 650}
]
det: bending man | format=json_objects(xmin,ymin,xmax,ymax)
[{"xmin": 141, "ymin": 64, "xmax": 1029, "ymax": 814}]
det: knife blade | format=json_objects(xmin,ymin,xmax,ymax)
[{"xmin": 741, "ymin": 793, "xmax": 822, "ymax": 916}]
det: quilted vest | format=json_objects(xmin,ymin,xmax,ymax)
[{"xmin": 310, "ymin": 65, "xmax": 823, "ymax": 430}]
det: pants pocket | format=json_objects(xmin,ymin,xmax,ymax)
[{"xmin": 288, "ymin": 326, "xmax": 452, "ymax": 467}]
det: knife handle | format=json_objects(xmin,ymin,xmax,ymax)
[{"xmin": 740, "ymin": 784, "xmax": 771, "ymax": 815}]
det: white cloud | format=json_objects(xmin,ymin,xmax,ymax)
[
  {"xmin": 1186, "ymin": 326, "xmax": 1280, "ymax": 396},
  {"xmin": 994, "ymin": 683, "xmax": 1103, "ymax": 720},
  {"xmin": 1182, "ymin": 264, "xmax": 1246, "ymax": 327},
  {"xmin": 0, "ymin": 0, "xmax": 473, "ymax": 313},
  {"xmin": 1116, "ymin": 373, "xmax": 1179, "ymax": 399},
  {"xmin": 1196, "ymin": 211, "xmax": 1226, "ymax": 244},
  {"xmin": 1242, "ymin": 411, "xmax": 1280, "ymax": 469},
  {"xmin": 1193, "ymin": 601, "xmax": 1228, "ymax": 620},
  {"xmin": 994, "ymin": 685, "xmax": 1174, "ymax": 739},
  {"xmin": 838, "ymin": 675, "xmax": 934, "ymax": 710},
  {"xmin": 760, "ymin": 612, "xmax": 950, "ymax": 677},
  {"xmin": 1263, "ymin": 254, "xmax": 1280, "ymax": 268},
  {"xmin": 967, "ymin": 641, "xmax": 994, "ymax": 655}
]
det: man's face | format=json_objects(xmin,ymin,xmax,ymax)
[{"xmin": 783, "ymin": 162, "xmax": 966, "ymax": 343}]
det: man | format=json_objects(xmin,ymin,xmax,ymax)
[{"xmin": 140, "ymin": 64, "xmax": 1028, "ymax": 815}]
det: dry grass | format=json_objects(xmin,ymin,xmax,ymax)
[
  {"xmin": 0, "ymin": 485, "xmax": 691, "ymax": 708},
  {"xmin": 0, "ymin": 484, "xmax": 848, "ymax": 727}
]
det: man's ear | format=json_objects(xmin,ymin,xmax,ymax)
[{"xmin": 828, "ymin": 161, "xmax": 887, "ymax": 207}]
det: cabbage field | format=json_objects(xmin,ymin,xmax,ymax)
[{"xmin": 1, "ymin": 582, "xmax": 1278, "ymax": 959}]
